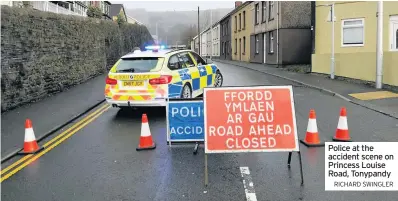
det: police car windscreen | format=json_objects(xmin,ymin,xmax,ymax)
[{"xmin": 116, "ymin": 57, "xmax": 159, "ymax": 73}]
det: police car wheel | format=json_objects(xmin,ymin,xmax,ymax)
[
  {"xmin": 214, "ymin": 71, "xmax": 223, "ymax": 87},
  {"xmin": 181, "ymin": 84, "xmax": 192, "ymax": 98}
]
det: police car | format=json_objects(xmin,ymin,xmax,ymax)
[{"xmin": 104, "ymin": 45, "xmax": 223, "ymax": 108}]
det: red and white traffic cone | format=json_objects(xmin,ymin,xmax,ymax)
[
  {"xmin": 18, "ymin": 119, "xmax": 44, "ymax": 155},
  {"xmin": 136, "ymin": 114, "xmax": 156, "ymax": 151},
  {"xmin": 333, "ymin": 107, "xmax": 351, "ymax": 142},
  {"xmin": 300, "ymin": 109, "xmax": 324, "ymax": 147}
]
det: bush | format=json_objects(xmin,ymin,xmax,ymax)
[{"xmin": 87, "ymin": 6, "xmax": 102, "ymax": 19}]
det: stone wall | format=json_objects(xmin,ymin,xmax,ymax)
[{"xmin": 1, "ymin": 6, "xmax": 153, "ymax": 112}]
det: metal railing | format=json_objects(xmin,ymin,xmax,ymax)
[{"xmin": 31, "ymin": 1, "xmax": 85, "ymax": 17}]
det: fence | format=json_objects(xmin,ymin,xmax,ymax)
[{"xmin": 31, "ymin": 1, "xmax": 85, "ymax": 17}]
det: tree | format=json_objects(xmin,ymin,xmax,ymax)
[
  {"xmin": 116, "ymin": 13, "xmax": 126, "ymax": 25},
  {"xmin": 87, "ymin": 6, "xmax": 102, "ymax": 19}
]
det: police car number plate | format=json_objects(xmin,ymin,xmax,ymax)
[{"xmin": 123, "ymin": 81, "xmax": 144, "ymax": 87}]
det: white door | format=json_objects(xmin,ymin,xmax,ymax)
[
  {"xmin": 263, "ymin": 34, "xmax": 267, "ymax": 63},
  {"xmin": 391, "ymin": 17, "xmax": 398, "ymax": 51}
]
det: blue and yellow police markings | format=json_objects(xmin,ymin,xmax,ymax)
[
  {"xmin": 192, "ymin": 65, "xmax": 214, "ymax": 91},
  {"xmin": 166, "ymin": 100, "xmax": 204, "ymax": 142}
]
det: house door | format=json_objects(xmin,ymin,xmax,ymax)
[
  {"xmin": 263, "ymin": 33, "xmax": 267, "ymax": 63},
  {"xmin": 224, "ymin": 42, "xmax": 227, "ymax": 59}
]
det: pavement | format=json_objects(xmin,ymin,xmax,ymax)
[
  {"xmin": 1, "ymin": 74, "xmax": 107, "ymax": 160},
  {"xmin": 1, "ymin": 62, "xmax": 398, "ymax": 201},
  {"xmin": 213, "ymin": 59, "xmax": 398, "ymax": 119}
]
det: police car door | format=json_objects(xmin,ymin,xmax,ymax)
[
  {"xmin": 189, "ymin": 52, "xmax": 212, "ymax": 93},
  {"xmin": 167, "ymin": 53, "xmax": 187, "ymax": 98},
  {"xmin": 178, "ymin": 52, "xmax": 199, "ymax": 97}
]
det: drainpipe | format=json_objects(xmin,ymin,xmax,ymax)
[
  {"xmin": 330, "ymin": 3, "xmax": 335, "ymax": 79},
  {"xmin": 276, "ymin": 1, "xmax": 279, "ymax": 66},
  {"xmin": 376, "ymin": 0, "xmax": 384, "ymax": 89},
  {"xmin": 310, "ymin": 1, "xmax": 315, "ymax": 72}
]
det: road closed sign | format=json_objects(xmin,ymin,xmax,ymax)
[{"xmin": 203, "ymin": 86, "xmax": 299, "ymax": 153}]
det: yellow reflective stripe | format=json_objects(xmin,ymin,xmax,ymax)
[
  {"xmin": 205, "ymin": 65, "xmax": 213, "ymax": 74},
  {"xmin": 110, "ymin": 60, "xmax": 121, "ymax": 73},
  {"xmin": 172, "ymin": 71, "xmax": 182, "ymax": 82},
  {"xmin": 190, "ymin": 68, "xmax": 200, "ymax": 79},
  {"xmin": 188, "ymin": 52, "xmax": 198, "ymax": 66},
  {"xmin": 200, "ymin": 76, "xmax": 207, "ymax": 88},
  {"xmin": 132, "ymin": 95, "xmax": 145, "ymax": 101}
]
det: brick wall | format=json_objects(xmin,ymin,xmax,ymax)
[{"xmin": 1, "ymin": 6, "xmax": 153, "ymax": 112}]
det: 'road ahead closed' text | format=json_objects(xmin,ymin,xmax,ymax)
[{"xmin": 204, "ymin": 87, "xmax": 298, "ymax": 152}]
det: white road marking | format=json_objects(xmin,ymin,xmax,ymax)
[{"xmin": 240, "ymin": 167, "xmax": 258, "ymax": 201}]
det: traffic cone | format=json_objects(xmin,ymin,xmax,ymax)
[
  {"xmin": 136, "ymin": 114, "xmax": 156, "ymax": 151},
  {"xmin": 300, "ymin": 109, "xmax": 324, "ymax": 147},
  {"xmin": 18, "ymin": 119, "xmax": 44, "ymax": 155},
  {"xmin": 333, "ymin": 107, "xmax": 351, "ymax": 142}
]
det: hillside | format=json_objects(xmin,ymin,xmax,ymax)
[{"xmin": 125, "ymin": 8, "xmax": 233, "ymax": 45}]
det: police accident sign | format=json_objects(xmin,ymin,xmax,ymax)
[
  {"xmin": 203, "ymin": 86, "xmax": 299, "ymax": 153},
  {"xmin": 166, "ymin": 100, "xmax": 204, "ymax": 142}
]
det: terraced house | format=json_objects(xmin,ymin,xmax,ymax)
[
  {"xmin": 251, "ymin": 1, "xmax": 312, "ymax": 65},
  {"xmin": 231, "ymin": 1, "xmax": 253, "ymax": 62},
  {"xmin": 219, "ymin": 8, "xmax": 233, "ymax": 60},
  {"xmin": 312, "ymin": 1, "xmax": 398, "ymax": 87}
]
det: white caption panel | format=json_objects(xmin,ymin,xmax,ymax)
[{"xmin": 325, "ymin": 142, "xmax": 398, "ymax": 191}]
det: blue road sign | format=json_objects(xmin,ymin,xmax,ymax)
[{"xmin": 167, "ymin": 100, "xmax": 204, "ymax": 142}]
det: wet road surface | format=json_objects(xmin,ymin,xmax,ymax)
[{"xmin": 2, "ymin": 62, "xmax": 398, "ymax": 201}]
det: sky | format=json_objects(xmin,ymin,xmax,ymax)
[{"xmin": 110, "ymin": 1, "xmax": 235, "ymax": 11}]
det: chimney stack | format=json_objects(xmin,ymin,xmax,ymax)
[{"xmin": 235, "ymin": 1, "xmax": 242, "ymax": 8}]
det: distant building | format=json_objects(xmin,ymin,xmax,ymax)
[
  {"xmin": 231, "ymin": 1, "xmax": 252, "ymax": 62},
  {"xmin": 200, "ymin": 27, "xmax": 210, "ymax": 57},
  {"xmin": 206, "ymin": 28, "xmax": 212, "ymax": 57},
  {"xmin": 219, "ymin": 6, "xmax": 233, "ymax": 60},
  {"xmin": 1, "ymin": 1, "xmax": 89, "ymax": 17},
  {"xmin": 251, "ymin": 1, "xmax": 312, "ymax": 65},
  {"xmin": 0, "ymin": 1, "xmax": 111, "ymax": 19},
  {"xmin": 212, "ymin": 22, "xmax": 221, "ymax": 58},
  {"xmin": 110, "ymin": 4, "xmax": 127, "ymax": 22}
]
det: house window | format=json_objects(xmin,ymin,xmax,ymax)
[
  {"xmin": 255, "ymin": 3, "xmax": 259, "ymax": 24},
  {"xmin": 239, "ymin": 13, "xmax": 241, "ymax": 30},
  {"xmin": 255, "ymin": 35, "xmax": 259, "ymax": 54},
  {"xmin": 389, "ymin": 16, "xmax": 398, "ymax": 51},
  {"xmin": 269, "ymin": 1, "xmax": 274, "ymax": 20},
  {"xmin": 239, "ymin": 38, "xmax": 241, "ymax": 55},
  {"xmin": 243, "ymin": 11, "xmax": 246, "ymax": 29},
  {"xmin": 262, "ymin": 1, "xmax": 266, "ymax": 22},
  {"xmin": 235, "ymin": 16, "xmax": 237, "ymax": 32},
  {"xmin": 342, "ymin": 18, "xmax": 364, "ymax": 46},
  {"xmin": 235, "ymin": 38, "xmax": 237, "ymax": 54},
  {"xmin": 243, "ymin": 36, "xmax": 246, "ymax": 54},
  {"xmin": 270, "ymin": 32, "xmax": 274, "ymax": 53}
]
